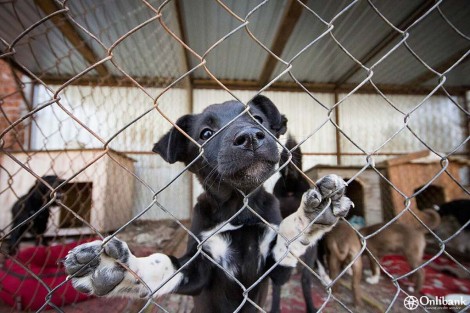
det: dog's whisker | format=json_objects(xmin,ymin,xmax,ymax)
[
  {"xmin": 216, "ymin": 170, "xmax": 226, "ymax": 193},
  {"xmin": 202, "ymin": 167, "xmax": 219, "ymax": 190}
]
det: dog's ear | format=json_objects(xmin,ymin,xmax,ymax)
[
  {"xmin": 249, "ymin": 95, "xmax": 287, "ymax": 137},
  {"xmin": 280, "ymin": 134, "xmax": 302, "ymax": 177},
  {"xmin": 153, "ymin": 115, "xmax": 193, "ymax": 164}
]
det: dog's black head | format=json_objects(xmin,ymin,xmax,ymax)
[
  {"xmin": 279, "ymin": 134, "xmax": 303, "ymax": 179},
  {"xmin": 153, "ymin": 95, "xmax": 287, "ymax": 192},
  {"xmin": 31, "ymin": 175, "xmax": 65, "ymax": 202}
]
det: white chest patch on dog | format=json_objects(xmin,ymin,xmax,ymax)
[
  {"xmin": 258, "ymin": 225, "xmax": 277, "ymax": 269},
  {"xmin": 200, "ymin": 223, "xmax": 279, "ymax": 278},
  {"xmin": 201, "ymin": 223, "xmax": 242, "ymax": 278},
  {"xmin": 204, "ymin": 234, "xmax": 236, "ymax": 276}
]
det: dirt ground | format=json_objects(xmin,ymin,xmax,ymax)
[{"xmin": 0, "ymin": 221, "xmax": 453, "ymax": 313}]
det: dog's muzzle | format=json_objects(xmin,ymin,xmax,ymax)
[
  {"xmin": 233, "ymin": 127, "xmax": 266, "ymax": 151},
  {"xmin": 216, "ymin": 126, "xmax": 280, "ymax": 190}
]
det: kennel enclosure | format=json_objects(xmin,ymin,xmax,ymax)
[{"xmin": 1, "ymin": 0, "xmax": 469, "ymax": 312}]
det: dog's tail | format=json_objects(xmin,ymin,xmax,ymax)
[
  {"xmin": 420, "ymin": 208, "xmax": 441, "ymax": 230},
  {"xmin": 280, "ymin": 134, "xmax": 303, "ymax": 177}
]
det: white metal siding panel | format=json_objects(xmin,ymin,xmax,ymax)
[
  {"xmin": 338, "ymin": 94, "xmax": 467, "ymax": 166},
  {"xmin": 32, "ymin": 85, "xmax": 190, "ymax": 151},
  {"xmin": 129, "ymin": 154, "xmax": 192, "ymax": 221},
  {"xmin": 31, "ymin": 85, "xmax": 191, "ymax": 220}
]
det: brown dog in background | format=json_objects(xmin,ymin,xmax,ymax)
[
  {"xmin": 323, "ymin": 220, "xmax": 363, "ymax": 307},
  {"xmin": 320, "ymin": 208, "xmax": 440, "ymax": 308},
  {"xmin": 360, "ymin": 209, "xmax": 441, "ymax": 292}
]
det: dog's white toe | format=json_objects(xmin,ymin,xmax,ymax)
[{"xmin": 366, "ymin": 275, "xmax": 380, "ymax": 285}]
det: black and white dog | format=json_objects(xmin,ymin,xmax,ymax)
[
  {"xmin": 64, "ymin": 96, "xmax": 352, "ymax": 312},
  {"xmin": 435, "ymin": 199, "xmax": 470, "ymax": 231},
  {"xmin": 273, "ymin": 135, "xmax": 311, "ymax": 219},
  {"xmin": 6, "ymin": 175, "xmax": 64, "ymax": 255},
  {"xmin": 271, "ymin": 135, "xmax": 319, "ymax": 313},
  {"xmin": 434, "ymin": 199, "xmax": 470, "ymax": 254}
]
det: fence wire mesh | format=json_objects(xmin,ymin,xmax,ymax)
[{"xmin": 0, "ymin": 0, "xmax": 469, "ymax": 312}]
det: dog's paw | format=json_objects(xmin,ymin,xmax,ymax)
[
  {"xmin": 64, "ymin": 237, "xmax": 130, "ymax": 296},
  {"xmin": 301, "ymin": 174, "xmax": 353, "ymax": 226},
  {"xmin": 366, "ymin": 275, "xmax": 380, "ymax": 285}
]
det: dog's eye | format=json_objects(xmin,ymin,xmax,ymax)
[
  {"xmin": 253, "ymin": 115, "xmax": 263, "ymax": 124},
  {"xmin": 200, "ymin": 129, "xmax": 214, "ymax": 140}
]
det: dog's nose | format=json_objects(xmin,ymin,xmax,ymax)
[{"xmin": 233, "ymin": 128, "xmax": 266, "ymax": 151}]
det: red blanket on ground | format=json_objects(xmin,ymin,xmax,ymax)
[
  {"xmin": 0, "ymin": 241, "xmax": 93, "ymax": 310},
  {"xmin": 381, "ymin": 254, "xmax": 470, "ymax": 297}
]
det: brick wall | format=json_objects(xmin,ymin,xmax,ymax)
[{"xmin": 0, "ymin": 59, "xmax": 27, "ymax": 150}]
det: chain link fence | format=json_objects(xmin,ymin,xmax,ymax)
[{"xmin": 0, "ymin": 0, "xmax": 469, "ymax": 312}]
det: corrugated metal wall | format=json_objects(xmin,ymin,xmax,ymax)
[
  {"xmin": 29, "ymin": 87, "xmax": 467, "ymax": 221},
  {"xmin": 338, "ymin": 93, "xmax": 467, "ymax": 165},
  {"xmin": 33, "ymin": 85, "xmax": 189, "ymax": 151},
  {"xmin": 32, "ymin": 85, "xmax": 192, "ymax": 220}
]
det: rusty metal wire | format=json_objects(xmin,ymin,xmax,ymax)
[{"xmin": 0, "ymin": 0, "xmax": 469, "ymax": 312}]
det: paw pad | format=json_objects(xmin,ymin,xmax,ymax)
[
  {"xmin": 301, "ymin": 174, "xmax": 353, "ymax": 226},
  {"xmin": 64, "ymin": 237, "xmax": 132, "ymax": 297},
  {"xmin": 91, "ymin": 267, "xmax": 125, "ymax": 296},
  {"xmin": 317, "ymin": 174, "xmax": 346, "ymax": 200},
  {"xmin": 303, "ymin": 188, "xmax": 322, "ymax": 211}
]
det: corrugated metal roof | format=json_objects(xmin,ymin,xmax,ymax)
[
  {"xmin": 0, "ymin": 0, "xmax": 186, "ymax": 80},
  {"xmin": 0, "ymin": 0, "xmax": 97, "ymax": 77},
  {"xmin": 348, "ymin": 0, "xmax": 470, "ymax": 85},
  {"xmin": 66, "ymin": 0, "xmax": 186, "ymax": 78},
  {"xmin": 181, "ymin": 0, "xmax": 288, "ymax": 80},
  {"xmin": 0, "ymin": 0, "xmax": 468, "ymax": 89},
  {"xmin": 273, "ymin": 0, "xmax": 470, "ymax": 86}
]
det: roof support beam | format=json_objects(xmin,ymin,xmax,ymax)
[
  {"xmin": 334, "ymin": 92, "xmax": 342, "ymax": 166},
  {"xmin": 406, "ymin": 47, "xmax": 470, "ymax": 86},
  {"xmin": 174, "ymin": 0, "xmax": 193, "ymax": 90},
  {"xmin": 41, "ymin": 76, "xmax": 467, "ymax": 96},
  {"xmin": 258, "ymin": 0, "xmax": 307, "ymax": 86},
  {"xmin": 42, "ymin": 75, "xmax": 181, "ymax": 88},
  {"xmin": 34, "ymin": 0, "xmax": 110, "ymax": 78},
  {"xmin": 191, "ymin": 78, "xmax": 468, "ymax": 96},
  {"xmin": 334, "ymin": 0, "xmax": 435, "ymax": 87}
]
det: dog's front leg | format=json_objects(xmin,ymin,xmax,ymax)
[
  {"xmin": 64, "ymin": 237, "xmax": 182, "ymax": 298},
  {"xmin": 272, "ymin": 174, "xmax": 352, "ymax": 267}
]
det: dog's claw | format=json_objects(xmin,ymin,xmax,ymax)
[
  {"xmin": 103, "ymin": 237, "xmax": 129, "ymax": 263},
  {"xmin": 333, "ymin": 197, "xmax": 353, "ymax": 217},
  {"xmin": 303, "ymin": 188, "xmax": 322, "ymax": 211},
  {"xmin": 316, "ymin": 174, "xmax": 346, "ymax": 201}
]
